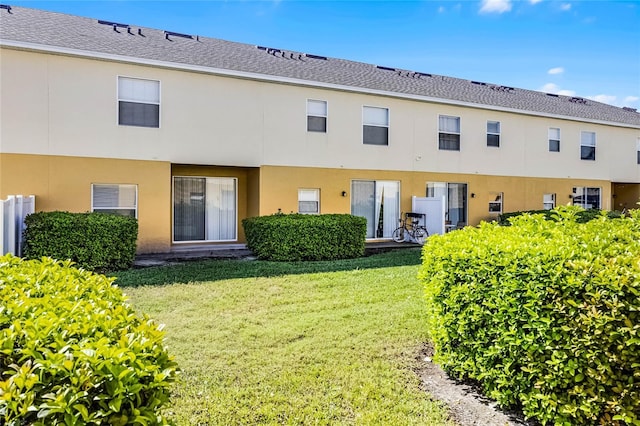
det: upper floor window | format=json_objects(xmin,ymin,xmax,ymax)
[
  {"xmin": 580, "ymin": 131, "xmax": 596, "ymax": 161},
  {"xmin": 636, "ymin": 138, "xmax": 640, "ymax": 164},
  {"xmin": 548, "ymin": 128, "xmax": 560, "ymax": 152},
  {"xmin": 307, "ymin": 100, "xmax": 327, "ymax": 132},
  {"xmin": 439, "ymin": 115, "xmax": 460, "ymax": 151},
  {"xmin": 118, "ymin": 76, "xmax": 160, "ymax": 128},
  {"xmin": 92, "ymin": 184, "xmax": 137, "ymax": 218},
  {"xmin": 487, "ymin": 121, "xmax": 500, "ymax": 147},
  {"xmin": 363, "ymin": 106, "xmax": 389, "ymax": 145},
  {"xmin": 298, "ymin": 189, "xmax": 320, "ymax": 214}
]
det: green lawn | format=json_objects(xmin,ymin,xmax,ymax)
[{"xmin": 114, "ymin": 250, "xmax": 453, "ymax": 425}]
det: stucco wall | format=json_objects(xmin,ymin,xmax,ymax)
[
  {"xmin": 2, "ymin": 48, "xmax": 639, "ymax": 183},
  {"xmin": 0, "ymin": 153, "xmax": 171, "ymax": 253},
  {"xmin": 258, "ymin": 165, "xmax": 612, "ymax": 226}
]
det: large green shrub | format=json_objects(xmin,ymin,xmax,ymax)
[
  {"xmin": 497, "ymin": 208, "xmax": 622, "ymax": 225},
  {"xmin": 0, "ymin": 255, "xmax": 178, "ymax": 425},
  {"xmin": 23, "ymin": 211, "xmax": 138, "ymax": 272},
  {"xmin": 242, "ymin": 213, "xmax": 366, "ymax": 261},
  {"xmin": 419, "ymin": 207, "xmax": 640, "ymax": 425}
]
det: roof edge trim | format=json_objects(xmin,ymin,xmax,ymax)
[{"xmin": 1, "ymin": 39, "xmax": 638, "ymax": 130}]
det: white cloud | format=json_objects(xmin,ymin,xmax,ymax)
[
  {"xmin": 547, "ymin": 67, "xmax": 564, "ymax": 75},
  {"xmin": 479, "ymin": 0, "xmax": 512, "ymax": 14},
  {"xmin": 540, "ymin": 83, "xmax": 576, "ymax": 96},
  {"xmin": 624, "ymin": 96, "xmax": 639, "ymax": 104},
  {"xmin": 530, "ymin": 0, "xmax": 543, "ymax": 4},
  {"xmin": 587, "ymin": 94, "xmax": 617, "ymax": 105},
  {"xmin": 560, "ymin": 3, "xmax": 571, "ymax": 11}
]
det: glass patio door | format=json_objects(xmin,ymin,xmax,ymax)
[
  {"xmin": 173, "ymin": 177, "xmax": 237, "ymax": 242},
  {"xmin": 351, "ymin": 180, "xmax": 399, "ymax": 239},
  {"xmin": 427, "ymin": 182, "xmax": 467, "ymax": 225}
]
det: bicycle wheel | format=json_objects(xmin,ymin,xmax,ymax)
[
  {"xmin": 418, "ymin": 226, "xmax": 429, "ymax": 237},
  {"xmin": 392, "ymin": 227, "xmax": 405, "ymax": 243},
  {"xmin": 413, "ymin": 227, "xmax": 427, "ymax": 245}
]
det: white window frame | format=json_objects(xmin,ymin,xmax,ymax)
[
  {"xmin": 438, "ymin": 115, "xmax": 461, "ymax": 151},
  {"xmin": 636, "ymin": 138, "xmax": 640, "ymax": 165},
  {"xmin": 172, "ymin": 176, "xmax": 238, "ymax": 243},
  {"xmin": 351, "ymin": 179, "xmax": 400, "ymax": 239},
  {"xmin": 117, "ymin": 76, "xmax": 161, "ymax": 128},
  {"xmin": 580, "ymin": 131, "xmax": 596, "ymax": 161},
  {"xmin": 543, "ymin": 193, "xmax": 556, "ymax": 210},
  {"xmin": 487, "ymin": 121, "xmax": 500, "ymax": 147},
  {"xmin": 298, "ymin": 188, "xmax": 320, "ymax": 214},
  {"xmin": 306, "ymin": 99, "xmax": 327, "ymax": 133},
  {"xmin": 548, "ymin": 127, "xmax": 560, "ymax": 152},
  {"xmin": 572, "ymin": 187, "xmax": 601, "ymax": 209},
  {"xmin": 362, "ymin": 106, "xmax": 389, "ymax": 146},
  {"xmin": 91, "ymin": 183, "xmax": 138, "ymax": 218},
  {"xmin": 488, "ymin": 192, "xmax": 503, "ymax": 214}
]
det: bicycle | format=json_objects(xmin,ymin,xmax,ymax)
[{"xmin": 392, "ymin": 212, "xmax": 429, "ymax": 245}]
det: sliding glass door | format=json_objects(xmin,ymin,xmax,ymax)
[
  {"xmin": 427, "ymin": 182, "xmax": 467, "ymax": 226},
  {"xmin": 173, "ymin": 177, "xmax": 237, "ymax": 242},
  {"xmin": 351, "ymin": 180, "xmax": 399, "ymax": 239}
]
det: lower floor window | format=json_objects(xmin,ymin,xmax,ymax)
[
  {"xmin": 351, "ymin": 180, "xmax": 399, "ymax": 239},
  {"xmin": 298, "ymin": 189, "xmax": 320, "ymax": 214},
  {"xmin": 543, "ymin": 193, "xmax": 556, "ymax": 210},
  {"xmin": 92, "ymin": 183, "xmax": 137, "ymax": 217},
  {"xmin": 572, "ymin": 187, "xmax": 600, "ymax": 209},
  {"xmin": 173, "ymin": 176, "xmax": 237, "ymax": 242},
  {"xmin": 489, "ymin": 192, "xmax": 503, "ymax": 214}
]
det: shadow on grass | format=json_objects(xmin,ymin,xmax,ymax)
[{"xmin": 110, "ymin": 248, "xmax": 423, "ymax": 287}]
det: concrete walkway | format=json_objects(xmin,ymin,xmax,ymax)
[{"xmin": 134, "ymin": 241, "xmax": 420, "ymax": 266}]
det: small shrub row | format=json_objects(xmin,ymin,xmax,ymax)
[
  {"xmin": 419, "ymin": 207, "xmax": 640, "ymax": 425},
  {"xmin": 0, "ymin": 255, "xmax": 178, "ymax": 425},
  {"xmin": 497, "ymin": 208, "xmax": 622, "ymax": 225},
  {"xmin": 242, "ymin": 213, "xmax": 366, "ymax": 261},
  {"xmin": 23, "ymin": 211, "xmax": 138, "ymax": 272}
]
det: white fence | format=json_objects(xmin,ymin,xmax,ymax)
[{"xmin": 0, "ymin": 195, "xmax": 35, "ymax": 256}]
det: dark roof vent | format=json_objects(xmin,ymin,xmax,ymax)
[
  {"xmin": 376, "ymin": 65, "xmax": 396, "ymax": 72},
  {"xmin": 0, "ymin": 4, "xmax": 12, "ymax": 12},
  {"xmin": 98, "ymin": 20, "xmax": 129, "ymax": 29},
  {"xmin": 396, "ymin": 70, "xmax": 430, "ymax": 79},
  {"xmin": 546, "ymin": 93, "xmax": 559, "ymax": 97},
  {"xmin": 260, "ymin": 47, "xmax": 280, "ymax": 55},
  {"xmin": 569, "ymin": 97, "xmax": 587, "ymax": 104},
  {"xmin": 622, "ymin": 107, "xmax": 638, "ymax": 113},
  {"xmin": 490, "ymin": 85, "xmax": 514, "ymax": 93},
  {"xmin": 164, "ymin": 30, "xmax": 194, "ymax": 40},
  {"xmin": 471, "ymin": 81, "xmax": 487, "ymax": 86},
  {"xmin": 256, "ymin": 46, "xmax": 304, "ymax": 60},
  {"xmin": 304, "ymin": 53, "xmax": 327, "ymax": 60}
]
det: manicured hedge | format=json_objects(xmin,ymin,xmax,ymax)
[
  {"xmin": 0, "ymin": 255, "xmax": 178, "ymax": 425},
  {"xmin": 419, "ymin": 207, "xmax": 640, "ymax": 425},
  {"xmin": 23, "ymin": 211, "xmax": 138, "ymax": 272},
  {"xmin": 242, "ymin": 213, "xmax": 366, "ymax": 261},
  {"xmin": 497, "ymin": 208, "xmax": 622, "ymax": 225}
]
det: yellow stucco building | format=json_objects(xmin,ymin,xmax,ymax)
[{"xmin": 2, "ymin": 6, "xmax": 640, "ymax": 253}]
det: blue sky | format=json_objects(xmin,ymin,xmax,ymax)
[{"xmin": 8, "ymin": 0, "xmax": 640, "ymax": 108}]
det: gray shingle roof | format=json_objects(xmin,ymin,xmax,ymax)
[{"xmin": 2, "ymin": 5, "xmax": 639, "ymax": 127}]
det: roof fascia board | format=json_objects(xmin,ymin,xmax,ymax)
[{"xmin": 2, "ymin": 40, "xmax": 639, "ymax": 130}]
